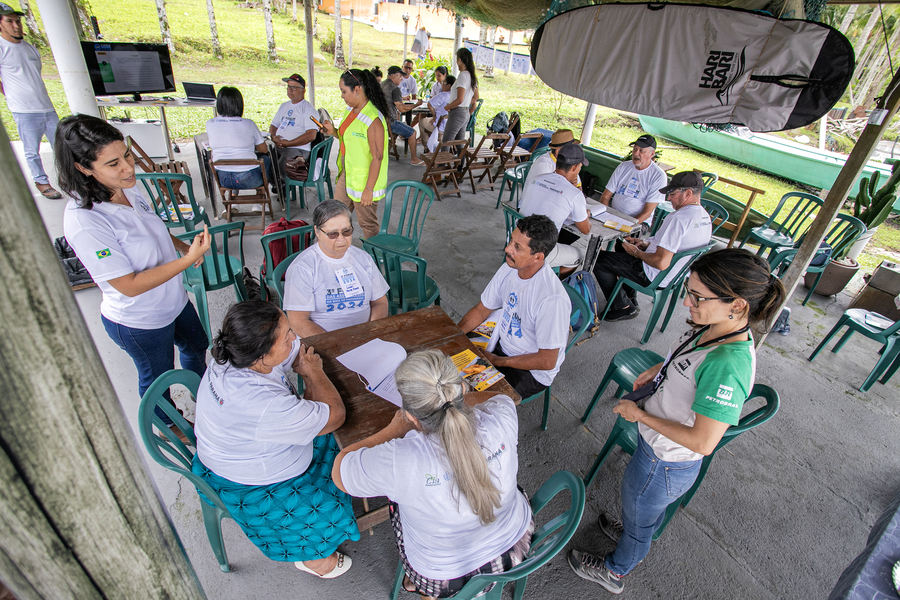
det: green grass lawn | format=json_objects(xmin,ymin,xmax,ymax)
[{"xmin": 2, "ymin": 0, "xmax": 898, "ymax": 269}]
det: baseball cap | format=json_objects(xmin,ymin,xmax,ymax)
[
  {"xmin": 282, "ymin": 74, "xmax": 306, "ymax": 88},
  {"xmin": 557, "ymin": 144, "xmax": 589, "ymax": 167},
  {"xmin": 549, "ymin": 129, "xmax": 579, "ymax": 148},
  {"xmin": 0, "ymin": 3, "xmax": 24, "ymax": 16},
  {"xmin": 630, "ymin": 134, "xmax": 657, "ymax": 150},
  {"xmin": 659, "ymin": 171, "xmax": 704, "ymax": 193}
]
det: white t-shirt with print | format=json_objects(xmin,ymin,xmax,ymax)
[
  {"xmin": 450, "ymin": 70, "xmax": 474, "ymax": 108},
  {"xmin": 63, "ymin": 186, "xmax": 188, "ymax": 329},
  {"xmin": 340, "ymin": 395, "xmax": 532, "ymax": 579},
  {"xmin": 270, "ymin": 99, "xmax": 318, "ymax": 152},
  {"xmin": 206, "ymin": 116, "xmax": 265, "ymax": 172},
  {"xmin": 400, "ymin": 75, "xmax": 418, "ymax": 98},
  {"xmin": 605, "ymin": 161, "xmax": 667, "ymax": 223},
  {"xmin": 518, "ymin": 172, "xmax": 588, "ymax": 234},
  {"xmin": 480, "ymin": 263, "xmax": 570, "ymax": 385},
  {"xmin": 0, "ymin": 38, "xmax": 53, "ymax": 113},
  {"xmin": 282, "ymin": 243, "xmax": 389, "ymax": 332},
  {"xmin": 643, "ymin": 203, "xmax": 712, "ymax": 286},
  {"xmin": 195, "ymin": 338, "xmax": 331, "ymax": 485},
  {"xmin": 523, "ymin": 152, "xmax": 581, "ymax": 192}
]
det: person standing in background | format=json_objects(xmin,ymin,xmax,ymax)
[{"xmin": 0, "ymin": 2, "xmax": 62, "ymax": 199}]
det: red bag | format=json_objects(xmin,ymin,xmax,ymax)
[{"xmin": 261, "ymin": 218, "xmax": 312, "ymax": 277}]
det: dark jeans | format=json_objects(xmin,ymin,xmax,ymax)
[
  {"xmin": 494, "ymin": 341, "xmax": 548, "ymax": 399},
  {"xmin": 592, "ymin": 240, "xmax": 652, "ymax": 312},
  {"xmin": 102, "ymin": 302, "xmax": 208, "ymax": 424},
  {"xmin": 215, "ymin": 154, "xmax": 273, "ymax": 190}
]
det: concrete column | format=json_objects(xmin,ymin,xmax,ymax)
[
  {"xmin": 582, "ymin": 103, "xmax": 598, "ymax": 147},
  {"xmin": 35, "ymin": 0, "xmax": 98, "ymax": 117}
]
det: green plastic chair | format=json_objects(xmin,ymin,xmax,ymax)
[
  {"xmin": 137, "ymin": 172, "xmax": 210, "ymax": 232},
  {"xmin": 519, "ymin": 284, "xmax": 593, "ymax": 430},
  {"xmin": 581, "ymin": 348, "xmax": 665, "ymax": 424},
  {"xmin": 465, "ymin": 98, "xmax": 484, "ymax": 144},
  {"xmin": 598, "ymin": 243, "xmax": 716, "ymax": 345},
  {"xmin": 495, "ymin": 161, "xmax": 532, "ymax": 209},
  {"xmin": 175, "ymin": 222, "xmax": 248, "ymax": 344},
  {"xmin": 138, "ymin": 369, "xmax": 235, "ymax": 573},
  {"xmin": 583, "ymin": 382, "xmax": 779, "ymax": 540},
  {"xmin": 700, "ymin": 198, "xmax": 729, "ymax": 236},
  {"xmin": 809, "ymin": 308, "xmax": 900, "ymax": 391},
  {"xmin": 366, "ymin": 180, "xmax": 435, "ymax": 256},
  {"xmin": 501, "ymin": 203, "xmax": 524, "ymax": 249},
  {"xmin": 389, "ymin": 470, "xmax": 585, "ymax": 600},
  {"xmin": 362, "ymin": 240, "xmax": 440, "ymax": 316},
  {"xmin": 530, "ymin": 145, "xmax": 552, "ymax": 162},
  {"xmin": 259, "ymin": 225, "xmax": 315, "ymax": 306},
  {"xmin": 283, "ymin": 136, "xmax": 335, "ymax": 220},
  {"xmin": 738, "ymin": 192, "xmax": 824, "ymax": 257},
  {"xmin": 768, "ymin": 214, "xmax": 866, "ymax": 305}
]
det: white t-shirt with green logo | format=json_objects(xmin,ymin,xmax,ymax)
[{"xmin": 639, "ymin": 330, "xmax": 756, "ymax": 462}]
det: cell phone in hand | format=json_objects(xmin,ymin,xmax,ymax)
[{"xmin": 310, "ymin": 115, "xmax": 326, "ymax": 131}]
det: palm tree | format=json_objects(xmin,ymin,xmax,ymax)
[
  {"xmin": 155, "ymin": 0, "xmax": 175, "ymax": 54},
  {"xmin": 206, "ymin": 0, "xmax": 223, "ymax": 59},
  {"xmin": 334, "ymin": 0, "xmax": 346, "ymax": 68},
  {"xmin": 263, "ymin": 0, "xmax": 278, "ymax": 62}
]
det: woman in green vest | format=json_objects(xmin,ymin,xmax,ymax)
[{"xmin": 323, "ymin": 69, "xmax": 391, "ymax": 240}]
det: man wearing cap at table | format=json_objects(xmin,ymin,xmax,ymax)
[
  {"xmin": 592, "ymin": 171, "xmax": 711, "ymax": 322},
  {"xmin": 269, "ymin": 73, "xmax": 319, "ymax": 185},
  {"xmin": 599, "ymin": 134, "xmax": 667, "ymax": 235},
  {"xmin": 0, "ymin": 2, "xmax": 63, "ymax": 199},
  {"xmin": 523, "ymin": 128, "xmax": 581, "ymax": 190}
]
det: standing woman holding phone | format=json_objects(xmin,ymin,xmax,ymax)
[
  {"xmin": 322, "ymin": 68, "xmax": 390, "ymax": 240},
  {"xmin": 441, "ymin": 48, "xmax": 477, "ymax": 148},
  {"xmin": 57, "ymin": 114, "xmax": 212, "ymax": 429}
]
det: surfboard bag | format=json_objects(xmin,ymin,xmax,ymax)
[{"xmin": 531, "ymin": 2, "xmax": 854, "ymax": 132}]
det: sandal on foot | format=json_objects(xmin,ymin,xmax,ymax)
[
  {"xmin": 294, "ymin": 553, "xmax": 352, "ymax": 579},
  {"xmin": 39, "ymin": 186, "xmax": 63, "ymax": 199}
]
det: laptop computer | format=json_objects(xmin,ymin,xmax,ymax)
[{"xmin": 183, "ymin": 82, "xmax": 216, "ymax": 102}]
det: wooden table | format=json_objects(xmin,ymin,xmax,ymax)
[
  {"xmin": 565, "ymin": 204, "xmax": 638, "ymax": 273},
  {"xmin": 303, "ymin": 305, "xmax": 520, "ymax": 531}
]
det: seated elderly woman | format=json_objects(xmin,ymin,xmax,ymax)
[
  {"xmin": 333, "ymin": 350, "xmax": 534, "ymax": 599},
  {"xmin": 283, "ymin": 200, "xmax": 389, "ymax": 337},
  {"xmin": 192, "ymin": 300, "xmax": 360, "ymax": 578}
]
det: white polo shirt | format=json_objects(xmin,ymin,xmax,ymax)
[
  {"xmin": 0, "ymin": 38, "xmax": 54, "ymax": 113},
  {"xmin": 644, "ymin": 203, "xmax": 712, "ymax": 286},
  {"xmin": 481, "ymin": 263, "xmax": 571, "ymax": 386},
  {"xmin": 282, "ymin": 243, "xmax": 389, "ymax": 332},
  {"xmin": 605, "ymin": 161, "xmax": 667, "ymax": 223},
  {"xmin": 518, "ymin": 172, "xmax": 588, "ymax": 234},
  {"xmin": 270, "ymin": 99, "xmax": 318, "ymax": 151},
  {"xmin": 206, "ymin": 116, "xmax": 265, "ymax": 172},
  {"xmin": 195, "ymin": 337, "xmax": 331, "ymax": 485},
  {"xmin": 63, "ymin": 186, "xmax": 188, "ymax": 329}
]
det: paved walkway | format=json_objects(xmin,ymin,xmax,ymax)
[{"xmin": 21, "ymin": 139, "xmax": 900, "ymax": 600}]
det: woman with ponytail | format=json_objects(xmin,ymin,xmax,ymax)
[
  {"xmin": 193, "ymin": 301, "xmax": 359, "ymax": 578},
  {"xmin": 569, "ymin": 249, "xmax": 786, "ymax": 595},
  {"xmin": 333, "ymin": 350, "xmax": 534, "ymax": 599},
  {"xmin": 322, "ymin": 68, "xmax": 389, "ymax": 239},
  {"xmin": 442, "ymin": 47, "xmax": 478, "ymax": 147}
]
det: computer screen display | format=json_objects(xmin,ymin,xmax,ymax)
[{"xmin": 81, "ymin": 42, "xmax": 176, "ymax": 98}]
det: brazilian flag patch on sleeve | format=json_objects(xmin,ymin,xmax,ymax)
[{"xmin": 96, "ymin": 248, "xmax": 111, "ymax": 259}]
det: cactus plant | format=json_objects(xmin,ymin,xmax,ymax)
[{"xmin": 852, "ymin": 160, "xmax": 900, "ymax": 230}]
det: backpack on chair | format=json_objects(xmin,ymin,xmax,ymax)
[{"xmin": 563, "ymin": 270, "xmax": 600, "ymax": 343}]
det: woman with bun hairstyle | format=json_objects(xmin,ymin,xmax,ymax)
[
  {"xmin": 333, "ymin": 349, "xmax": 534, "ymax": 599},
  {"xmin": 193, "ymin": 301, "xmax": 359, "ymax": 578},
  {"xmin": 568, "ymin": 249, "xmax": 786, "ymax": 595},
  {"xmin": 322, "ymin": 68, "xmax": 390, "ymax": 240}
]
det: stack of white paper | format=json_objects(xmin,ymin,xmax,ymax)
[
  {"xmin": 336, "ymin": 339, "xmax": 408, "ymax": 407},
  {"xmin": 588, "ymin": 204, "xmax": 608, "ymax": 219}
]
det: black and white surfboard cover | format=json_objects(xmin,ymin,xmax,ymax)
[{"xmin": 531, "ymin": 2, "xmax": 854, "ymax": 132}]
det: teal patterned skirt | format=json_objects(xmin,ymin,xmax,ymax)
[{"xmin": 192, "ymin": 433, "xmax": 360, "ymax": 562}]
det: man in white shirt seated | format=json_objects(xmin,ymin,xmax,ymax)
[
  {"xmin": 592, "ymin": 171, "xmax": 712, "ymax": 322},
  {"xmin": 523, "ymin": 129, "xmax": 581, "ymax": 190},
  {"xmin": 599, "ymin": 134, "xmax": 667, "ymax": 235},
  {"xmin": 399, "ymin": 59, "xmax": 418, "ymax": 100},
  {"xmin": 269, "ymin": 73, "xmax": 319, "ymax": 185},
  {"xmin": 518, "ymin": 143, "xmax": 591, "ymax": 277},
  {"xmin": 458, "ymin": 214, "xmax": 571, "ymax": 399},
  {"xmin": 416, "ymin": 75, "xmax": 454, "ymax": 152}
]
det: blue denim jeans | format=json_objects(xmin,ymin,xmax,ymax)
[
  {"xmin": 13, "ymin": 110, "xmax": 59, "ymax": 185},
  {"xmin": 215, "ymin": 154, "xmax": 273, "ymax": 189},
  {"xmin": 102, "ymin": 302, "xmax": 208, "ymax": 424},
  {"xmin": 606, "ymin": 436, "xmax": 701, "ymax": 577}
]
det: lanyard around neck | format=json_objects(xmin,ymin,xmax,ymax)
[{"xmin": 652, "ymin": 324, "xmax": 750, "ymax": 390}]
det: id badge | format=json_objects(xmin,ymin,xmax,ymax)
[{"xmin": 336, "ymin": 266, "xmax": 362, "ymax": 296}]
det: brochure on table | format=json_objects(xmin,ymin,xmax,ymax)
[
  {"xmin": 466, "ymin": 309, "xmax": 502, "ymax": 352},
  {"xmin": 336, "ymin": 338, "xmax": 407, "ymax": 407},
  {"xmin": 451, "ymin": 349, "xmax": 505, "ymax": 391}
]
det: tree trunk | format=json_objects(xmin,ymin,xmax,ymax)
[
  {"xmin": 333, "ymin": 0, "xmax": 346, "ymax": 68},
  {"xmin": 485, "ymin": 26, "xmax": 496, "ymax": 77},
  {"xmin": 292, "ymin": 0, "xmax": 297, "ymax": 22},
  {"xmin": 19, "ymin": 0, "xmax": 46, "ymax": 45},
  {"xmin": 263, "ymin": 0, "xmax": 277, "ymax": 62},
  {"xmin": 0, "ymin": 121, "xmax": 206, "ymax": 600},
  {"xmin": 452, "ymin": 15, "xmax": 463, "ymax": 76},
  {"xmin": 206, "ymin": 0, "xmax": 223, "ymax": 59},
  {"xmin": 838, "ymin": 5, "xmax": 858, "ymax": 35},
  {"xmin": 477, "ymin": 23, "xmax": 487, "ymax": 65},
  {"xmin": 304, "ymin": 0, "xmax": 316, "ymax": 106},
  {"xmin": 69, "ymin": 0, "xmax": 93, "ymax": 40},
  {"xmin": 857, "ymin": 18, "xmax": 900, "ymax": 109},
  {"xmin": 155, "ymin": 0, "xmax": 175, "ymax": 54}
]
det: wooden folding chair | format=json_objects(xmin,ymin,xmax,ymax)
[
  {"xmin": 494, "ymin": 130, "xmax": 543, "ymax": 178},
  {"xmin": 463, "ymin": 133, "xmax": 509, "ymax": 193},
  {"xmin": 128, "ymin": 136, "xmax": 192, "ymax": 206},
  {"xmin": 209, "ymin": 158, "xmax": 275, "ymax": 231},
  {"xmin": 420, "ymin": 139, "xmax": 468, "ymax": 201},
  {"xmin": 388, "ymin": 130, "xmax": 401, "ymax": 161}
]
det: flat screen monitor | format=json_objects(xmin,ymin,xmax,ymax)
[{"xmin": 81, "ymin": 42, "xmax": 176, "ymax": 101}]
